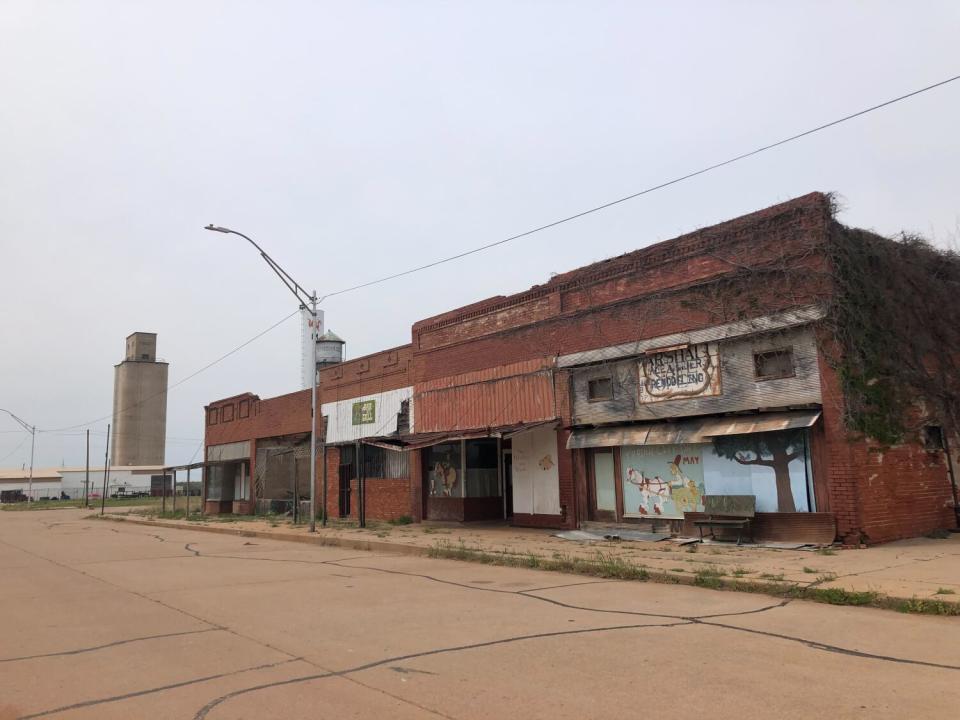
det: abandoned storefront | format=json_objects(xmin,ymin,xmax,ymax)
[
  {"xmin": 321, "ymin": 384, "xmax": 414, "ymax": 522},
  {"xmin": 562, "ymin": 307, "xmax": 836, "ymax": 543}
]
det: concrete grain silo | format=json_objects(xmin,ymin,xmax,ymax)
[{"xmin": 111, "ymin": 332, "xmax": 168, "ymax": 466}]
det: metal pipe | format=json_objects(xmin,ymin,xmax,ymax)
[{"xmin": 941, "ymin": 428, "xmax": 960, "ymax": 529}]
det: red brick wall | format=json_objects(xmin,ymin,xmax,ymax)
[
  {"xmin": 205, "ymin": 390, "xmax": 311, "ymax": 447},
  {"xmin": 319, "ymin": 444, "xmax": 415, "ymax": 523},
  {"xmin": 817, "ymin": 350, "xmax": 956, "ymax": 544},
  {"xmin": 320, "ymin": 344, "xmax": 412, "ymax": 404}
]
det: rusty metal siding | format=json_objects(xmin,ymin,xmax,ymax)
[
  {"xmin": 570, "ymin": 326, "xmax": 822, "ymax": 425},
  {"xmin": 415, "ymin": 370, "xmax": 556, "ymax": 433}
]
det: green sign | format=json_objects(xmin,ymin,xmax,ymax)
[{"xmin": 352, "ymin": 399, "xmax": 376, "ymax": 425}]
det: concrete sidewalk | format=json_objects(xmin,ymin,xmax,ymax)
[{"xmin": 107, "ymin": 509, "xmax": 960, "ymax": 610}]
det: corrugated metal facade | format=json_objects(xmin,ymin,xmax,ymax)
[
  {"xmin": 569, "ymin": 325, "xmax": 822, "ymax": 425},
  {"xmin": 414, "ymin": 359, "xmax": 556, "ymax": 433},
  {"xmin": 322, "ymin": 386, "xmax": 414, "ymax": 444}
]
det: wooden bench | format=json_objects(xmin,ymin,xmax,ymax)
[{"xmin": 690, "ymin": 495, "xmax": 756, "ymax": 545}]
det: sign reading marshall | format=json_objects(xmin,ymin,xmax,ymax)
[{"xmin": 638, "ymin": 342, "xmax": 721, "ymax": 403}]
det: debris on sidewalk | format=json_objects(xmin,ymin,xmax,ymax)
[{"xmin": 554, "ymin": 529, "xmax": 670, "ymax": 543}]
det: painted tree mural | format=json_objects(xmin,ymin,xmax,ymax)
[{"xmin": 710, "ymin": 430, "xmax": 805, "ymax": 512}]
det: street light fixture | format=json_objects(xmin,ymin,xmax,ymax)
[
  {"xmin": 204, "ymin": 224, "xmax": 321, "ymax": 532},
  {"xmin": 1, "ymin": 409, "xmax": 36, "ymax": 502}
]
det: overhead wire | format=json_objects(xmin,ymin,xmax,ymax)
[
  {"xmin": 21, "ymin": 72, "xmax": 960, "ymax": 451},
  {"xmin": 40, "ymin": 308, "xmax": 301, "ymax": 434},
  {"xmin": 318, "ymin": 73, "xmax": 960, "ymax": 303}
]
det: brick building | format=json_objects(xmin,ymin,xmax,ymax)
[{"xmin": 203, "ymin": 192, "xmax": 959, "ymax": 543}]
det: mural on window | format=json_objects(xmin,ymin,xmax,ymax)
[
  {"xmin": 621, "ymin": 445, "xmax": 706, "ymax": 518},
  {"xmin": 425, "ymin": 443, "xmax": 460, "ymax": 497},
  {"xmin": 620, "ymin": 430, "xmax": 812, "ymax": 519}
]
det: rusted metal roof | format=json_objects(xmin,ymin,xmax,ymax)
[
  {"xmin": 363, "ymin": 420, "xmax": 558, "ymax": 452},
  {"xmin": 700, "ymin": 410, "xmax": 820, "ymax": 436},
  {"xmin": 567, "ymin": 410, "xmax": 821, "ymax": 450}
]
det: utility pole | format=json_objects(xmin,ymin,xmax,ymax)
[
  {"xmin": 100, "ymin": 424, "xmax": 111, "ymax": 516},
  {"xmin": 85, "ymin": 429, "xmax": 90, "ymax": 507},
  {"xmin": 1, "ymin": 409, "xmax": 36, "ymax": 502},
  {"xmin": 204, "ymin": 224, "xmax": 323, "ymax": 532}
]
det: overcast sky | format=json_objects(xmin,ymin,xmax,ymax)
[{"xmin": 1, "ymin": 1, "xmax": 958, "ymax": 468}]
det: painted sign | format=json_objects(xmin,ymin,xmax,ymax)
[
  {"xmin": 351, "ymin": 399, "xmax": 376, "ymax": 425},
  {"xmin": 620, "ymin": 444, "xmax": 706, "ymax": 519},
  {"xmin": 638, "ymin": 342, "xmax": 720, "ymax": 404}
]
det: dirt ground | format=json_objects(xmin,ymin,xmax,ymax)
[{"xmin": 1, "ymin": 509, "xmax": 958, "ymax": 719}]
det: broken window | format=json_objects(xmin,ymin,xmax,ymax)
[{"xmin": 754, "ymin": 348, "xmax": 795, "ymax": 380}]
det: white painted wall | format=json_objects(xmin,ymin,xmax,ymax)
[
  {"xmin": 322, "ymin": 387, "xmax": 413, "ymax": 444},
  {"xmin": 60, "ymin": 467, "xmax": 164, "ymax": 496},
  {"xmin": 511, "ymin": 426, "xmax": 561, "ymax": 516}
]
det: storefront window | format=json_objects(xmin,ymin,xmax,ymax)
[
  {"xmin": 425, "ymin": 443, "xmax": 461, "ymax": 497},
  {"xmin": 465, "ymin": 439, "xmax": 499, "ymax": 497},
  {"xmin": 619, "ymin": 429, "xmax": 813, "ymax": 518}
]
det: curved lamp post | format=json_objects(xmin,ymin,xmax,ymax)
[{"xmin": 204, "ymin": 225, "xmax": 320, "ymax": 532}]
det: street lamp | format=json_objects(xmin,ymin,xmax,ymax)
[
  {"xmin": 204, "ymin": 225, "xmax": 321, "ymax": 532},
  {"xmin": 1, "ymin": 409, "xmax": 36, "ymax": 502}
]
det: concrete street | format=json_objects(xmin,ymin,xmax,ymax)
[{"xmin": 1, "ymin": 509, "xmax": 957, "ymax": 720}]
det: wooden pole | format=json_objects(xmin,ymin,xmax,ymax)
[{"xmin": 186, "ymin": 467, "xmax": 191, "ymax": 518}]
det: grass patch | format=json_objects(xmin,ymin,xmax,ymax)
[
  {"xmin": 731, "ymin": 566, "xmax": 750, "ymax": 577},
  {"xmin": 815, "ymin": 547, "xmax": 837, "ymax": 556},
  {"xmin": 427, "ymin": 541, "xmax": 649, "ymax": 581},
  {"xmin": 894, "ymin": 597, "xmax": 960, "ymax": 615},
  {"xmin": 802, "ymin": 566, "xmax": 820, "ymax": 574},
  {"xmin": 935, "ymin": 587, "xmax": 956, "ymax": 595},
  {"xmin": 2, "ymin": 496, "xmax": 166, "ymax": 511},
  {"xmin": 803, "ymin": 587, "xmax": 878, "ymax": 606},
  {"xmin": 759, "ymin": 572, "xmax": 785, "ymax": 581},
  {"xmin": 693, "ymin": 566, "xmax": 727, "ymax": 588}
]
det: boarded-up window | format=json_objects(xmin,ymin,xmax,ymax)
[
  {"xmin": 588, "ymin": 377, "xmax": 613, "ymax": 401},
  {"xmin": 207, "ymin": 408, "xmax": 219, "ymax": 426},
  {"xmin": 754, "ymin": 348, "xmax": 794, "ymax": 380},
  {"xmin": 221, "ymin": 404, "xmax": 235, "ymax": 422},
  {"xmin": 385, "ymin": 448, "xmax": 409, "ymax": 478}
]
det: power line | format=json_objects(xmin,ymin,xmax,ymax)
[
  {"xmin": 40, "ymin": 309, "xmax": 301, "ymax": 433},
  {"xmin": 0, "ymin": 434, "xmax": 30, "ymax": 463},
  {"xmin": 319, "ymin": 73, "xmax": 960, "ymax": 303}
]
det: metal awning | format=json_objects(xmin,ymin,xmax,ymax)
[
  {"xmin": 567, "ymin": 418, "xmax": 710, "ymax": 449},
  {"xmin": 363, "ymin": 419, "xmax": 559, "ymax": 452},
  {"xmin": 566, "ymin": 410, "xmax": 821, "ymax": 450},
  {"xmin": 700, "ymin": 410, "xmax": 821, "ymax": 437}
]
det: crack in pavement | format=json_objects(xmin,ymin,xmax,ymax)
[
  {"xmin": 10, "ymin": 521, "xmax": 958, "ymax": 720},
  {"xmin": 17, "ymin": 657, "xmax": 304, "ymax": 719},
  {"xmin": 0, "ymin": 628, "xmax": 222, "ymax": 664},
  {"xmin": 192, "ymin": 621, "xmax": 692, "ymax": 720}
]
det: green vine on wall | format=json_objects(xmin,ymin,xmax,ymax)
[{"xmin": 826, "ymin": 212, "xmax": 960, "ymax": 445}]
